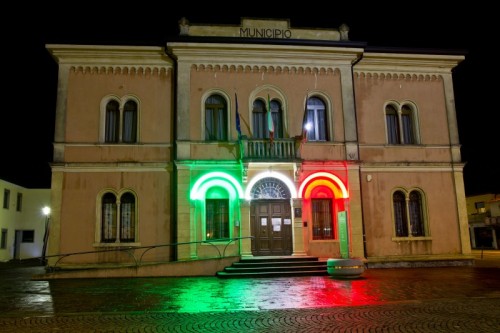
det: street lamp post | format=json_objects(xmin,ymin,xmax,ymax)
[{"xmin": 41, "ymin": 206, "xmax": 51, "ymax": 265}]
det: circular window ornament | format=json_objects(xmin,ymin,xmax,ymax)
[{"xmin": 250, "ymin": 177, "xmax": 291, "ymax": 199}]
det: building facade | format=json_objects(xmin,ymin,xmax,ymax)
[
  {"xmin": 45, "ymin": 18, "xmax": 471, "ymax": 272},
  {"xmin": 467, "ymin": 193, "xmax": 500, "ymax": 250},
  {"xmin": 0, "ymin": 179, "xmax": 51, "ymax": 262}
]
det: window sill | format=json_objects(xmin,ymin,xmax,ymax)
[
  {"xmin": 392, "ymin": 237, "xmax": 431, "ymax": 242},
  {"xmin": 201, "ymin": 239, "xmax": 232, "ymax": 245},
  {"xmin": 93, "ymin": 242, "xmax": 141, "ymax": 248}
]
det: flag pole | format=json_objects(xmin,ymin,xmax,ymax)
[
  {"xmin": 267, "ymin": 94, "xmax": 274, "ymax": 147},
  {"xmin": 302, "ymin": 91, "xmax": 309, "ymax": 143},
  {"xmin": 235, "ymin": 92, "xmax": 243, "ymax": 161}
]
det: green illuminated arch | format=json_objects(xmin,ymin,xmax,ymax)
[{"xmin": 190, "ymin": 172, "xmax": 244, "ymax": 201}]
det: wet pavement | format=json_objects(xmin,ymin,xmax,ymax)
[{"xmin": 0, "ymin": 258, "xmax": 499, "ymax": 332}]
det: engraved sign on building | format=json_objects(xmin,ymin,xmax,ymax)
[{"xmin": 179, "ymin": 17, "xmax": 348, "ymax": 41}]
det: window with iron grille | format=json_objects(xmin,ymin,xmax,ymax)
[
  {"xmin": 205, "ymin": 199, "xmax": 229, "ymax": 240},
  {"xmin": 312, "ymin": 198, "xmax": 334, "ymax": 240},
  {"xmin": 393, "ymin": 189, "xmax": 426, "ymax": 237}
]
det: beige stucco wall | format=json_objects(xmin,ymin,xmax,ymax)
[
  {"xmin": 188, "ymin": 69, "xmax": 344, "ymax": 142},
  {"xmin": 360, "ymin": 170, "xmax": 462, "ymax": 257},
  {"xmin": 55, "ymin": 171, "xmax": 171, "ymax": 264},
  {"xmin": 355, "ymin": 75, "xmax": 450, "ymax": 146},
  {"xmin": 46, "ymin": 45, "xmax": 175, "ymax": 266},
  {"xmin": 65, "ymin": 69, "xmax": 172, "ymax": 144}
]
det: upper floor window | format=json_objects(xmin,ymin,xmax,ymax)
[
  {"xmin": 100, "ymin": 191, "xmax": 136, "ymax": 243},
  {"xmin": 475, "ymin": 201, "xmax": 486, "ymax": 214},
  {"xmin": 252, "ymin": 98, "xmax": 283, "ymax": 139},
  {"xmin": 21, "ymin": 230, "xmax": 34, "ymax": 243},
  {"xmin": 16, "ymin": 193, "xmax": 22, "ymax": 212},
  {"xmin": 122, "ymin": 101, "xmax": 138, "ymax": 143},
  {"xmin": 104, "ymin": 99, "xmax": 138, "ymax": 143},
  {"xmin": 205, "ymin": 94, "xmax": 228, "ymax": 141},
  {"xmin": 1, "ymin": 229, "xmax": 7, "ymax": 249},
  {"xmin": 305, "ymin": 97, "xmax": 328, "ymax": 141},
  {"xmin": 385, "ymin": 102, "xmax": 418, "ymax": 144},
  {"xmin": 393, "ymin": 189, "xmax": 426, "ymax": 237},
  {"xmin": 3, "ymin": 189, "xmax": 10, "ymax": 209}
]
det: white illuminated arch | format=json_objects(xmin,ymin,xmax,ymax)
[{"xmin": 245, "ymin": 171, "xmax": 297, "ymax": 200}]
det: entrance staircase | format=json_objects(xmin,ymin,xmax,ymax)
[{"xmin": 216, "ymin": 256, "xmax": 328, "ymax": 278}]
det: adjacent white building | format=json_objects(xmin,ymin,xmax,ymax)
[{"xmin": 0, "ymin": 179, "xmax": 51, "ymax": 262}]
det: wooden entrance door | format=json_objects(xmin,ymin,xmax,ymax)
[{"xmin": 250, "ymin": 200, "xmax": 292, "ymax": 256}]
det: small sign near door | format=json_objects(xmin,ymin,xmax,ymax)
[{"xmin": 338, "ymin": 211, "xmax": 349, "ymax": 259}]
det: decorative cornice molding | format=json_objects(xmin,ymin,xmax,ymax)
[
  {"xmin": 70, "ymin": 66, "xmax": 172, "ymax": 76},
  {"xmin": 354, "ymin": 72, "xmax": 442, "ymax": 81},
  {"xmin": 191, "ymin": 64, "xmax": 340, "ymax": 75}
]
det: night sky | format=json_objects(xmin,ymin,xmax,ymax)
[{"xmin": 2, "ymin": 5, "xmax": 497, "ymax": 196}]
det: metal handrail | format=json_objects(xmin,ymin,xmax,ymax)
[{"xmin": 44, "ymin": 236, "xmax": 254, "ymax": 270}]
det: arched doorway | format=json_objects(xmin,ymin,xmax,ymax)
[{"xmin": 250, "ymin": 177, "xmax": 292, "ymax": 256}]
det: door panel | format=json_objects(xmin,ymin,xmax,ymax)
[{"xmin": 251, "ymin": 200, "xmax": 292, "ymax": 256}]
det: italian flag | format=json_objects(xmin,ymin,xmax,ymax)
[{"xmin": 267, "ymin": 94, "xmax": 274, "ymax": 143}]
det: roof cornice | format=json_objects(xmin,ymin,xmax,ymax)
[
  {"xmin": 354, "ymin": 52, "xmax": 464, "ymax": 74},
  {"xmin": 46, "ymin": 44, "xmax": 173, "ymax": 67},
  {"xmin": 167, "ymin": 42, "xmax": 363, "ymax": 66}
]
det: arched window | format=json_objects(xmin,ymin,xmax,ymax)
[
  {"xmin": 205, "ymin": 187, "xmax": 229, "ymax": 240},
  {"xmin": 252, "ymin": 98, "xmax": 283, "ymax": 139},
  {"xmin": 101, "ymin": 193, "xmax": 117, "ymax": 242},
  {"xmin": 270, "ymin": 99, "xmax": 283, "ymax": 139},
  {"xmin": 105, "ymin": 101, "xmax": 120, "ymax": 143},
  {"xmin": 385, "ymin": 104, "xmax": 399, "ymax": 144},
  {"xmin": 312, "ymin": 199, "xmax": 334, "ymax": 240},
  {"xmin": 393, "ymin": 191, "xmax": 408, "ymax": 237},
  {"xmin": 252, "ymin": 99, "xmax": 266, "ymax": 139},
  {"xmin": 305, "ymin": 97, "xmax": 327, "ymax": 141},
  {"xmin": 401, "ymin": 105, "xmax": 415, "ymax": 144},
  {"xmin": 385, "ymin": 103, "xmax": 417, "ymax": 144},
  {"xmin": 120, "ymin": 192, "xmax": 136, "ymax": 242},
  {"xmin": 122, "ymin": 101, "xmax": 138, "ymax": 143},
  {"xmin": 104, "ymin": 99, "xmax": 138, "ymax": 144},
  {"xmin": 408, "ymin": 190, "xmax": 424, "ymax": 236},
  {"xmin": 205, "ymin": 94, "xmax": 228, "ymax": 141},
  {"xmin": 100, "ymin": 191, "xmax": 137, "ymax": 243},
  {"xmin": 393, "ymin": 189, "xmax": 426, "ymax": 237}
]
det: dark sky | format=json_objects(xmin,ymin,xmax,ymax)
[{"xmin": 2, "ymin": 5, "xmax": 498, "ymax": 196}]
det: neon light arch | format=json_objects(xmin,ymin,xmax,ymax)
[
  {"xmin": 245, "ymin": 171, "xmax": 297, "ymax": 200},
  {"xmin": 298, "ymin": 172, "xmax": 348, "ymax": 199},
  {"xmin": 190, "ymin": 172, "xmax": 244, "ymax": 200}
]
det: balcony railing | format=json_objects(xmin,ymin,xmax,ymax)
[{"xmin": 243, "ymin": 138, "xmax": 300, "ymax": 160}]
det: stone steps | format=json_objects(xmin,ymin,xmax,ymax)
[{"xmin": 216, "ymin": 256, "xmax": 328, "ymax": 278}]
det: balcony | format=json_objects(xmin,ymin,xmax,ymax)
[{"xmin": 242, "ymin": 138, "xmax": 301, "ymax": 161}]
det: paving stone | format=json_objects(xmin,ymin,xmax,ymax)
[{"xmin": 0, "ymin": 258, "xmax": 499, "ymax": 332}]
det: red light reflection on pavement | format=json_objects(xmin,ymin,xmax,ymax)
[{"xmin": 16, "ymin": 266, "xmax": 500, "ymax": 316}]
